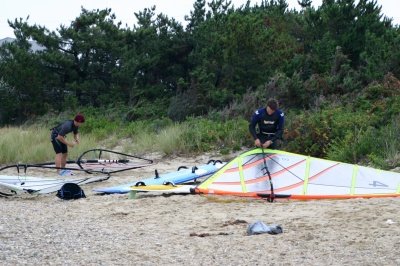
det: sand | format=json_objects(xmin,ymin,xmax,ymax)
[{"xmin": 1, "ymin": 152, "xmax": 399, "ymax": 265}]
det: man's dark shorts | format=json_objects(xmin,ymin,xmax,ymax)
[
  {"xmin": 52, "ymin": 139, "xmax": 68, "ymax": 154},
  {"xmin": 258, "ymin": 135, "xmax": 281, "ymax": 149}
]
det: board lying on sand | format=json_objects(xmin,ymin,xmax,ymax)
[
  {"xmin": 93, "ymin": 161, "xmax": 225, "ymax": 194},
  {"xmin": 130, "ymin": 183, "xmax": 195, "ymax": 194},
  {"xmin": 0, "ymin": 173, "xmax": 109, "ymax": 195}
]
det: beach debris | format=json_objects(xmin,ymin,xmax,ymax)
[
  {"xmin": 247, "ymin": 221, "xmax": 283, "ymax": 235},
  {"xmin": 385, "ymin": 219, "xmax": 396, "ymax": 225},
  {"xmin": 189, "ymin": 232, "xmax": 232, "ymax": 237},
  {"xmin": 222, "ymin": 219, "xmax": 248, "ymax": 226}
]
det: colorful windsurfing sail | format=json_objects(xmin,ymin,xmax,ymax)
[{"xmin": 191, "ymin": 148, "xmax": 400, "ymax": 200}]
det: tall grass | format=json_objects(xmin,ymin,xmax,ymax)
[
  {"xmin": 0, "ymin": 118, "xmax": 252, "ymax": 164},
  {"xmin": 0, "ymin": 127, "xmax": 51, "ymax": 163},
  {"xmin": 111, "ymin": 119, "xmax": 250, "ymax": 156},
  {"xmin": 0, "ymin": 126, "xmax": 99, "ymax": 164},
  {"xmin": 123, "ymin": 123, "xmax": 189, "ymax": 155}
]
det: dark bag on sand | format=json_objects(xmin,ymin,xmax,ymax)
[{"xmin": 56, "ymin": 183, "xmax": 86, "ymax": 200}]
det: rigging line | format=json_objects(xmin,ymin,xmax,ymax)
[
  {"xmin": 266, "ymin": 153, "xmax": 305, "ymax": 182},
  {"xmin": 24, "ymin": 164, "xmax": 105, "ymax": 174},
  {"xmin": 77, "ymin": 148, "xmax": 153, "ymax": 164},
  {"xmin": 6, "ymin": 164, "xmax": 29, "ymax": 184},
  {"xmin": 261, "ymin": 147, "xmax": 274, "ymax": 202},
  {"xmin": 242, "ymin": 154, "xmax": 259, "ymax": 166}
]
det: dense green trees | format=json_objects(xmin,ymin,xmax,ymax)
[{"xmin": 1, "ymin": 0, "xmax": 399, "ymax": 164}]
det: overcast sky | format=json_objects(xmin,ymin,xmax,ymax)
[{"xmin": 1, "ymin": 0, "xmax": 398, "ymax": 39}]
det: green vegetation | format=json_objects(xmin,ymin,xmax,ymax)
[
  {"xmin": 0, "ymin": 126, "xmax": 98, "ymax": 163},
  {"xmin": 0, "ymin": 117, "xmax": 251, "ymax": 164},
  {"xmin": 2, "ymin": 104, "xmax": 399, "ymax": 170},
  {"xmin": 1, "ymin": 0, "xmax": 400, "ymax": 170}
]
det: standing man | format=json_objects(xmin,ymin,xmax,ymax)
[
  {"xmin": 249, "ymin": 99, "xmax": 284, "ymax": 149},
  {"xmin": 51, "ymin": 113, "xmax": 85, "ymax": 175}
]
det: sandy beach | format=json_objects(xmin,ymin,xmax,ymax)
[{"xmin": 1, "ymin": 152, "xmax": 399, "ymax": 265}]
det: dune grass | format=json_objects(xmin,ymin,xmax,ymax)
[
  {"xmin": 0, "ymin": 118, "xmax": 251, "ymax": 164},
  {"xmin": 0, "ymin": 126, "xmax": 100, "ymax": 164},
  {"xmin": 129, "ymin": 123, "xmax": 191, "ymax": 155}
]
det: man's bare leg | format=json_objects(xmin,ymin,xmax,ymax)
[
  {"xmin": 55, "ymin": 153, "xmax": 63, "ymax": 174},
  {"xmin": 61, "ymin": 153, "xmax": 68, "ymax": 168}
]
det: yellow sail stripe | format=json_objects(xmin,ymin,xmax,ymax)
[
  {"xmin": 350, "ymin": 165, "xmax": 359, "ymax": 195},
  {"xmin": 197, "ymin": 150, "xmax": 252, "ymax": 188},
  {"xmin": 198, "ymin": 148, "xmax": 271, "ymax": 189},
  {"xmin": 238, "ymin": 156, "xmax": 247, "ymax": 192},
  {"xmin": 198, "ymin": 160, "xmax": 232, "ymax": 188},
  {"xmin": 302, "ymin": 156, "xmax": 311, "ymax": 195}
]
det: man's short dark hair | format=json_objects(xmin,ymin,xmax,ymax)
[{"xmin": 267, "ymin": 99, "xmax": 278, "ymax": 111}]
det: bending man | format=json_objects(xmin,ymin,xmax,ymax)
[
  {"xmin": 249, "ymin": 99, "xmax": 284, "ymax": 149},
  {"xmin": 51, "ymin": 113, "xmax": 85, "ymax": 175}
]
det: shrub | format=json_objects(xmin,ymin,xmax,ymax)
[{"xmin": 326, "ymin": 127, "xmax": 377, "ymax": 164}]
